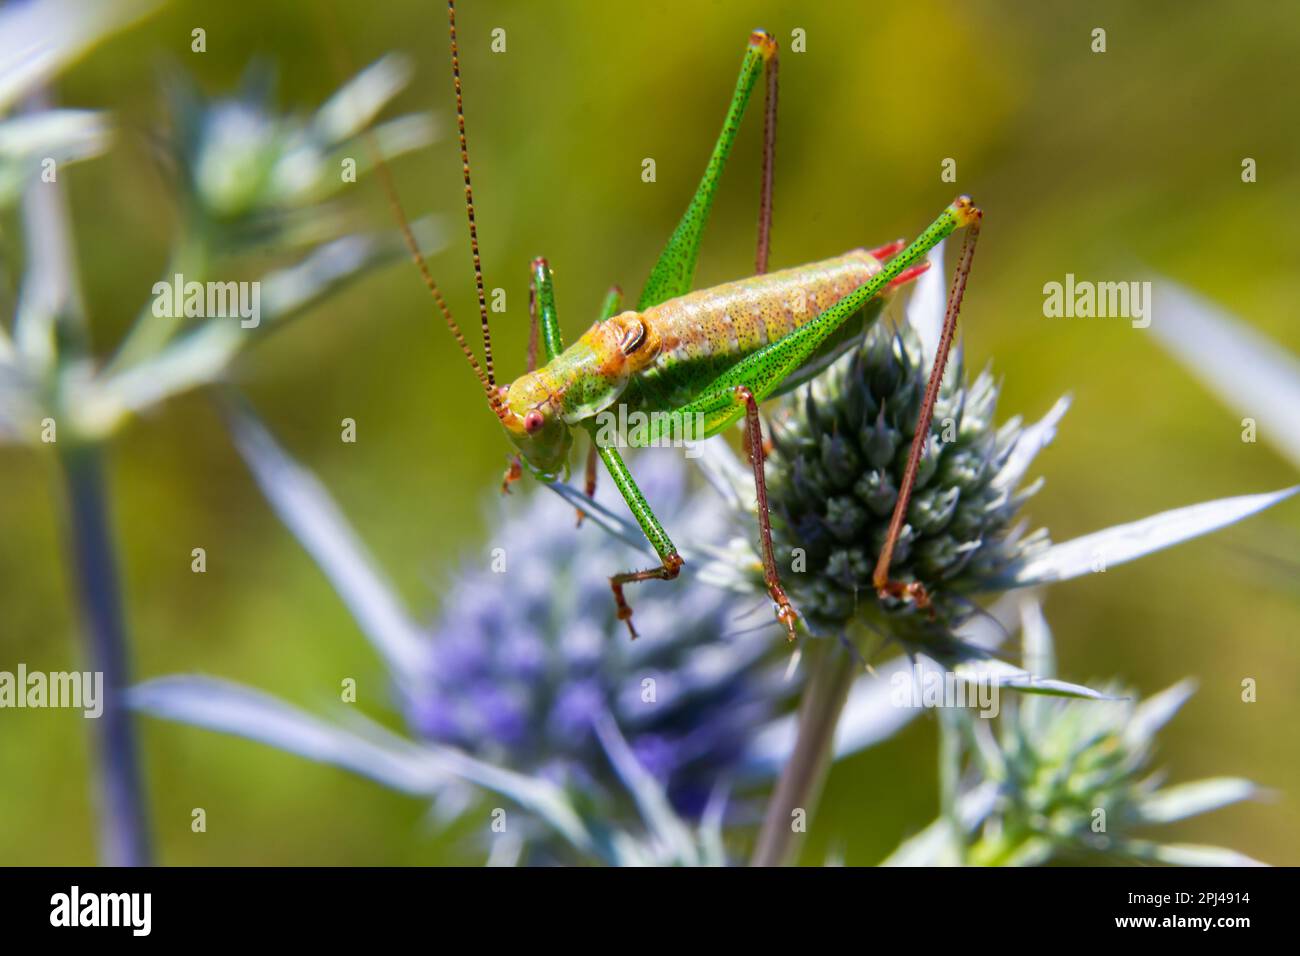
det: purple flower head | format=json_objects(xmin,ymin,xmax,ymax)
[{"xmin": 406, "ymin": 452, "xmax": 792, "ymax": 821}]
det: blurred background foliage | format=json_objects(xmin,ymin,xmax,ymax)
[{"xmin": 1, "ymin": 0, "xmax": 1297, "ymax": 864}]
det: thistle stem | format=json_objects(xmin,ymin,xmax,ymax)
[
  {"xmin": 937, "ymin": 707, "xmax": 966, "ymax": 864},
  {"xmin": 60, "ymin": 444, "xmax": 152, "ymax": 866},
  {"xmin": 752, "ymin": 640, "xmax": 855, "ymax": 867},
  {"xmin": 105, "ymin": 227, "xmax": 210, "ymax": 374}
]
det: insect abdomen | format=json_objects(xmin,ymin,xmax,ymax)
[{"xmin": 629, "ymin": 250, "xmax": 885, "ymax": 410}]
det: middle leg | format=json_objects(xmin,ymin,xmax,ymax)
[
  {"xmin": 736, "ymin": 386, "xmax": 799, "ymax": 641},
  {"xmin": 588, "ymin": 434, "xmax": 685, "ymax": 640}
]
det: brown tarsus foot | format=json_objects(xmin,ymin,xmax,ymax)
[
  {"xmin": 875, "ymin": 579, "xmax": 935, "ymax": 619},
  {"xmin": 501, "ymin": 456, "xmax": 522, "ymax": 495},
  {"xmin": 772, "ymin": 586, "xmax": 799, "ymax": 643},
  {"xmin": 875, "ymin": 578, "xmax": 929, "ymax": 606},
  {"xmin": 609, "ymin": 552, "xmax": 684, "ymax": 640}
]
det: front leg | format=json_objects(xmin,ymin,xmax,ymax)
[
  {"xmin": 610, "ymin": 554, "xmax": 685, "ymax": 641},
  {"xmin": 503, "ymin": 258, "xmax": 569, "ymax": 496},
  {"xmin": 589, "ymin": 434, "xmax": 684, "ymax": 639}
]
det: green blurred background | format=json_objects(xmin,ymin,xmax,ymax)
[{"xmin": 2, "ymin": 0, "xmax": 1297, "ymax": 865}]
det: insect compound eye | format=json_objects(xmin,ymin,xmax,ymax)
[
  {"xmin": 619, "ymin": 316, "xmax": 647, "ymax": 355},
  {"xmin": 523, "ymin": 409, "xmax": 545, "ymax": 434}
]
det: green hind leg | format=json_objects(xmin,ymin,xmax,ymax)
[
  {"xmin": 638, "ymin": 29, "xmax": 779, "ymax": 309},
  {"xmin": 575, "ymin": 30, "xmax": 778, "ymax": 633},
  {"xmin": 665, "ymin": 199, "xmax": 981, "ymax": 433},
  {"xmin": 658, "ymin": 198, "xmax": 983, "ymax": 619},
  {"xmin": 872, "ymin": 214, "xmax": 982, "ymax": 607}
]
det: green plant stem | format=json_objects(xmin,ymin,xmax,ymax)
[
  {"xmin": 59, "ymin": 443, "xmax": 151, "ymax": 866},
  {"xmin": 937, "ymin": 708, "xmax": 966, "ymax": 864},
  {"xmin": 751, "ymin": 640, "xmax": 856, "ymax": 867},
  {"xmin": 105, "ymin": 225, "xmax": 210, "ymax": 374}
]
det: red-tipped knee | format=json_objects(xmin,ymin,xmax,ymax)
[
  {"xmin": 867, "ymin": 239, "xmax": 906, "ymax": 261},
  {"xmin": 749, "ymin": 29, "xmax": 778, "ymax": 59},
  {"xmin": 888, "ymin": 261, "xmax": 931, "ymax": 290}
]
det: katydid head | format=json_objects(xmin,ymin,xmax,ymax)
[{"xmin": 498, "ymin": 373, "xmax": 572, "ymax": 479}]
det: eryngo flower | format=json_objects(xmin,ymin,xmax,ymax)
[
  {"xmin": 165, "ymin": 55, "xmax": 434, "ymax": 253},
  {"xmin": 407, "ymin": 451, "xmax": 790, "ymax": 823},
  {"xmin": 131, "ymin": 407, "xmax": 810, "ymax": 864},
  {"xmin": 0, "ymin": 51, "xmax": 440, "ymax": 446},
  {"xmin": 964, "ymin": 681, "xmax": 1261, "ymax": 865},
  {"xmin": 766, "ymin": 319, "xmax": 1042, "ymax": 639},
  {"xmin": 886, "ymin": 597, "xmax": 1265, "ymax": 866},
  {"xmin": 688, "ymin": 245, "xmax": 1295, "ymax": 663},
  {"xmin": 0, "ymin": 0, "xmax": 165, "ymax": 869},
  {"xmin": 677, "ymin": 245, "xmax": 1063, "ymax": 659}
]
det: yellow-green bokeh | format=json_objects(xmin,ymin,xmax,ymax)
[{"xmin": 1, "ymin": 0, "xmax": 1297, "ymax": 865}]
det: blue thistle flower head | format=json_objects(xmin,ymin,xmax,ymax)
[
  {"xmin": 885, "ymin": 599, "xmax": 1265, "ymax": 867},
  {"xmin": 163, "ymin": 54, "xmax": 432, "ymax": 253},
  {"xmin": 766, "ymin": 318, "xmax": 1048, "ymax": 643},
  {"xmin": 404, "ymin": 454, "xmax": 788, "ymax": 822}
]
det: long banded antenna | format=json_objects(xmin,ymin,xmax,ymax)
[
  {"xmin": 373, "ymin": 153, "xmax": 503, "ymax": 415},
  {"xmin": 447, "ymin": 0, "xmax": 496, "ymax": 389},
  {"xmin": 320, "ymin": 1, "xmax": 503, "ymax": 417}
]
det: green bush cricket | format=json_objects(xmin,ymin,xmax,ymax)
[{"xmin": 379, "ymin": 1, "xmax": 983, "ymax": 642}]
